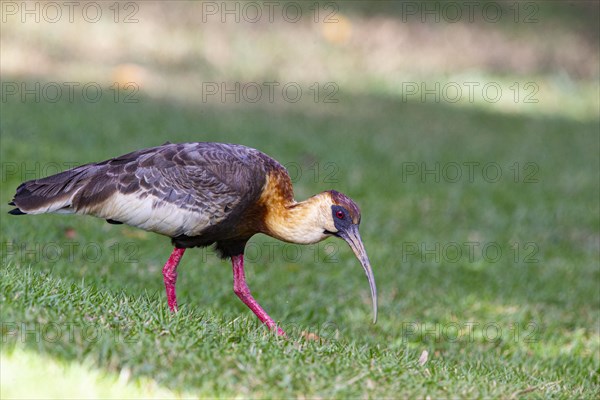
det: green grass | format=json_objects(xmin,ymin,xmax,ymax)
[
  {"xmin": 2, "ymin": 2, "xmax": 599, "ymax": 397},
  {"xmin": 1, "ymin": 85, "xmax": 598, "ymax": 398}
]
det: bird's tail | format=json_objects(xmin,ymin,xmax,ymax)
[{"xmin": 8, "ymin": 164, "xmax": 97, "ymax": 215}]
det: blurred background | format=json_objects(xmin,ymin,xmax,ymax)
[
  {"xmin": 2, "ymin": 1, "xmax": 598, "ymax": 116},
  {"xmin": 1, "ymin": 1, "xmax": 599, "ymax": 398}
]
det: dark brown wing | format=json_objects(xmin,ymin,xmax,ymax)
[{"xmin": 10, "ymin": 142, "xmax": 273, "ymax": 238}]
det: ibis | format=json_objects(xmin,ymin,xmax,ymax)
[{"xmin": 8, "ymin": 142, "xmax": 377, "ymax": 336}]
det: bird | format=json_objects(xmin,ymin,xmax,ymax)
[{"xmin": 8, "ymin": 142, "xmax": 377, "ymax": 336}]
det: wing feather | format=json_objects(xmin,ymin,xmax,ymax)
[{"xmin": 73, "ymin": 143, "xmax": 269, "ymax": 237}]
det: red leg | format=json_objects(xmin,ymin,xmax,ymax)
[
  {"xmin": 232, "ymin": 254, "xmax": 286, "ymax": 336},
  {"xmin": 162, "ymin": 247, "xmax": 186, "ymax": 312}
]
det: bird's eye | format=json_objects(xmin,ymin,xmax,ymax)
[{"xmin": 336, "ymin": 210, "xmax": 345, "ymax": 219}]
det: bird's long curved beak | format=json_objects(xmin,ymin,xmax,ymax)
[{"xmin": 338, "ymin": 225, "xmax": 378, "ymax": 324}]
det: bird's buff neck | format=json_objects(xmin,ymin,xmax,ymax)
[{"xmin": 261, "ymin": 193, "xmax": 332, "ymax": 245}]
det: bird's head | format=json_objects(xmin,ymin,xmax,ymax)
[
  {"xmin": 263, "ymin": 184, "xmax": 378, "ymax": 323},
  {"xmin": 322, "ymin": 190, "xmax": 378, "ymax": 324}
]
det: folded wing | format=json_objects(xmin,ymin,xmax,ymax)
[{"xmin": 10, "ymin": 143, "xmax": 268, "ymax": 238}]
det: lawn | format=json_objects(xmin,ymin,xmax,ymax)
[{"xmin": 1, "ymin": 1, "xmax": 599, "ymax": 398}]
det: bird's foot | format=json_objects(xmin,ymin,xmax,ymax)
[
  {"xmin": 166, "ymin": 289, "xmax": 178, "ymax": 312},
  {"xmin": 264, "ymin": 320, "xmax": 286, "ymax": 337}
]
